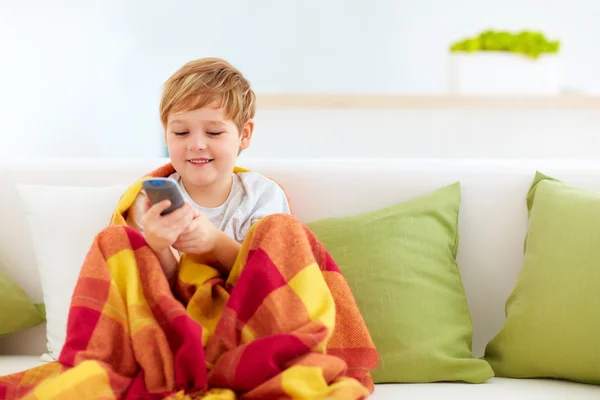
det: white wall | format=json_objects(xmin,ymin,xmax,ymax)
[
  {"xmin": 246, "ymin": 109, "xmax": 600, "ymax": 160},
  {"xmin": 1, "ymin": 0, "xmax": 599, "ymax": 159}
]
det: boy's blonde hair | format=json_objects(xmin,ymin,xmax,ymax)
[{"xmin": 160, "ymin": 58, "xmax": 256, "ymax": 133}]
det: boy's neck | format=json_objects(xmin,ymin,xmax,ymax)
[{"xmin": 182, "ymin": 176, "xmax": 233, "ymax": 209}]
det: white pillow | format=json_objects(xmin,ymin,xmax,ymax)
[{"xmin": 17, "ymin": 183, "xmax": 129, "ymax": 361}]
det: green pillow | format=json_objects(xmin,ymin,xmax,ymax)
[
  {"xmin": 307, "ymin": 182, "xmax": 493, "ymax": 383},
  {"xmin": 485, "ymin": 172, "xmax": 600, "ymax": 384},
  {"xmin": 0, "ymin": 270, "xmax": 46, "ymax": 336}
]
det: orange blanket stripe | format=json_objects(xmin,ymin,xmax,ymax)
[{"xmin": 0, "ymin": 163, "xmax": 378, "ymax": 399}]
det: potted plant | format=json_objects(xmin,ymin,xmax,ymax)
[{"xmin": 447, "ymin": 30, "xmax": 561, "ymax": 95}]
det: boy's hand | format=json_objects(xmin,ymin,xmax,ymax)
[
  {"xmin": 173, "ymin": 209, "xmax": 242, "ymax": 272},
  {"xmin": 172, "ymin": 210, "xmax": 219, "ymax": 255},
  {"xmin": 140, "ymin": 198, "xmax": 195, "ymax": 253}
]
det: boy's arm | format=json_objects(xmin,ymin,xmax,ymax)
[
  {"xmin": 154, "ymin": 247, "xmax": 180, "ymax": 281},
  {"xmin": 210, "ymin": 231, "xmax": 242, "ymax": 272}
]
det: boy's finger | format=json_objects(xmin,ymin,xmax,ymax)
[
  {"xmin": 147, "ymin": 200, "xmax": 173, "ymax": 219},
  {"xmin": 164, "ymin": 203, "xmax": 193, "ymax": 222},
  {"xmin": 174, "ymin": 214, "xmax": 197, "ymax": 234},
  {"xmin": 158, "ymin": 204, "xmax": 194, "ymax": 233},
  {"xmin": 182, "ymin": 216, "xmax": 199, "ymax": 232},
  {"xmin": 174, "ymin": 236, "xmax": 192, "ymax": 246},
  {"xmin": 180, "ymin": 225, "xmax": 196, "ymax": 238}
]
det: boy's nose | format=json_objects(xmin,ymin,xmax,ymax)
[{"xmin": 188, "ymin": 136, "xmax": 207, "ymax": 151}]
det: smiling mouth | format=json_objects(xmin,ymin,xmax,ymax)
[{"xmin": 187, "ymin": 158, "xmax": 214, "ymax": 165}]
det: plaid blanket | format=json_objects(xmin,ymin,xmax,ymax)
[{"xmin": 0, "ymin": 164, "xmax": 378, "ymax": 399}]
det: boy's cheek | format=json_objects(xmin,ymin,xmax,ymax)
[{"xmin": 167, "ymin": 144, "xmax": 182, "ymax": 157}]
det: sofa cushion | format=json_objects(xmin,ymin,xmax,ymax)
[
  {"xmin": 0, "ymin": 271, "xmax": 45, "ymax": 336},
  {"xmin": 370, "ymin": 378, "xmax": 600, "ymax": 399},
  {"xmin": 307, "ymin": 182, "xmax": 493, "ymax": 383},
  {"xmin": 16, "ymin": 183, "xmax": 129, "ymax": 360},
  {"xmin": 485, "ymin": 172, "xmax": 600, "ymax": 384}
]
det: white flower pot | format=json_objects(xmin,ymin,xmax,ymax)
[{"xmin": 447, "ymin": 52, "xmax": 562, "ymax": 95}]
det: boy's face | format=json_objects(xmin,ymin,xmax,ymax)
[{"xmin": 165, "ymin": 102, "xmax": 253, "ymax": 189}]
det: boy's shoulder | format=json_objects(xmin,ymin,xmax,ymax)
[
  {"xmin": 235, "ymin": 171, "xmax": 287, "ymax": 200},
  {"xmin": 235, "ymin": 171, "xmax": 291, "ymax": 215},
  {"xmin": 236, "ymin": 171, "xmax": 283, "ymax": 191}
]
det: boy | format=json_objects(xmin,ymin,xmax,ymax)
[{"xmin": 127, "ymin": 57, "xmax": 291, "ymax": 279}]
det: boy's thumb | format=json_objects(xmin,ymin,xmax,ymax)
[{"xmin": 150, "ymin": 199, "xmax": 172, "ymax": 217}]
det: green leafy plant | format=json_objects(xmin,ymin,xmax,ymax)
[{"xmin": 450, "ymin": 30, "xmax": 560, "ymax": 59}]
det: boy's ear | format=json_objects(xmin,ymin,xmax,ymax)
[{"xmin": 239, "ymin": 120, "xmax": 254, "ymax": 150}]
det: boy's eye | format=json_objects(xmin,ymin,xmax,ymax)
[
  {"xmin": 207, "ymin": 131, "xmax": 224, "ymax": 136},
  {"xmin": 173, "ymin": 131, "xmax": 188, "ymax": 136}
]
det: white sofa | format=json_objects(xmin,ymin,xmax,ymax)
[{"xmin": 1, "ymin": 157, "xmax": 599, "ymax": 399}]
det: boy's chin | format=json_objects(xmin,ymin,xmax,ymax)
[{"xmin": 182, "ymin": 168, "xmax": 225, "ymax": 187}]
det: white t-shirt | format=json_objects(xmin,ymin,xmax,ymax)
[{"xmin": 169, "ymin": 171, "xmax": 291, "ymax": 243}]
